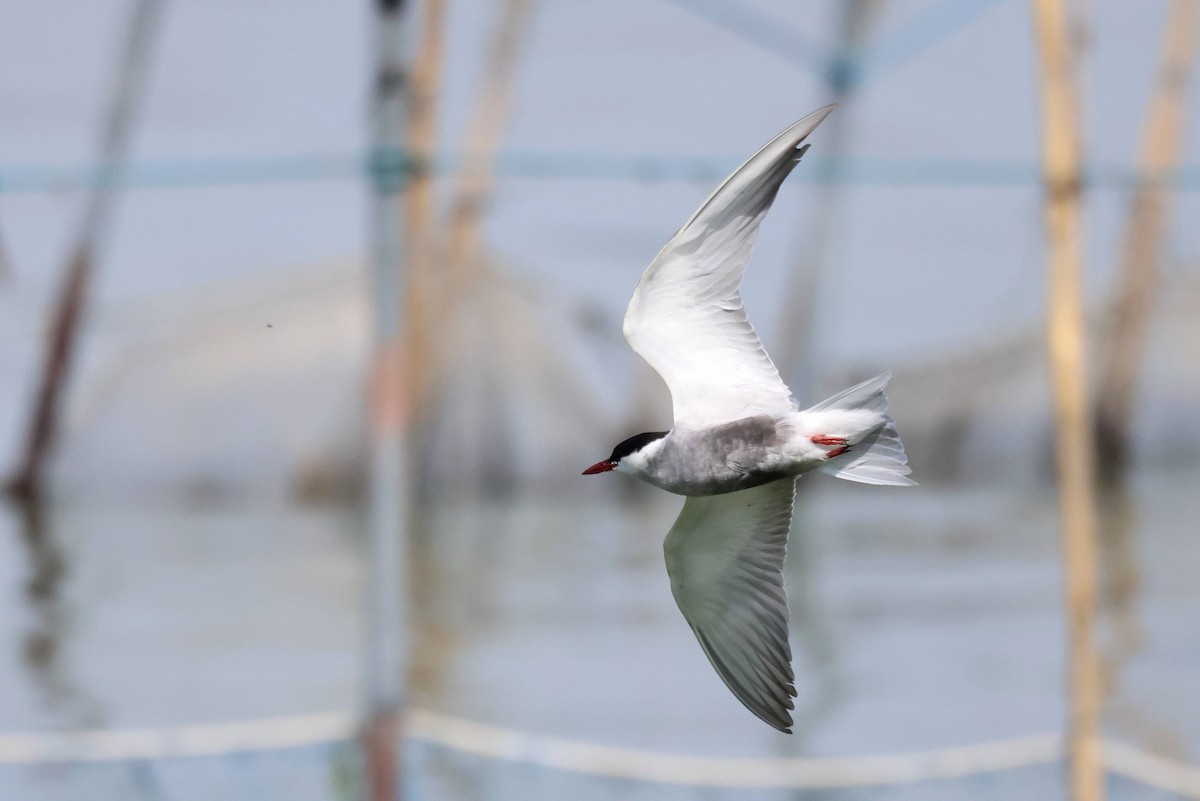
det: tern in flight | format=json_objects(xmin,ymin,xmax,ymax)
[{"xmin": 583, "ymin": 105, "xmax": 914, "ymax": 732}]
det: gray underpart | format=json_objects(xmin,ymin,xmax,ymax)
[{"xmin": 643, "ymin": 416, "xmax": 796, "ymax": 496}]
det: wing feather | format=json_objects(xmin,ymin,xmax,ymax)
[
  {"xmin": 663, "ymin": 479, "xmax": 798, "ymax": 732},
  {"xmin": 624, "ymin": 106, "xmax": 836, "ymax": 430}
]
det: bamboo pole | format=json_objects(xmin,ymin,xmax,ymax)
[
  {"xmin": 409, "ymin": 0, "xmax": 538, "ymax": 497},
  {"xmin": 362, "ymin": 1, "xmax": 412, "ymax": 799},
  {"xmin": 1030, "ymin": 2, "xmax": 1105, "ymax": 800},
  {"xmin": 442, "ymin": 0, "xmax": 536, "ymax": 277},
  {"xmin": 401, "ymin": 0, "xmax": 446, "ymax": 431},
  {"xmin": 4, "ymin": 0, "xmax": 165, "ymax": 501},
  {"xmin": 1094, "ymin": 0, "xmax": 1199, "ymax": 486}
]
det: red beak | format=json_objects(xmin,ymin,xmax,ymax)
[{"xmin": 582, "ymin": 460, "xmax": 617, "ymax": 475}]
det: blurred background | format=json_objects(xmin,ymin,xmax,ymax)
[{"xmin": 1, "ymin": 0, "xmax": 1198, "ymax": 799}]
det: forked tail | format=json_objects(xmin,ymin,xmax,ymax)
[{"xmin": 808, "ymin": 372, "xmax": 916, "ymax": 486}]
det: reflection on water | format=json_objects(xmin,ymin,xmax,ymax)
[
  {"xmin": 1, "ymin": 472, "xmax": 1199, "ymax": 799},
  {"xmin": 13, "ymin": 503, "xmax": 102, "ymax": 730},
  {"xmin": 0, "ymin": 503, "xmax": 365, "ymax": 734},
  {"xmin": 1098, "ymin": 486, "xmax": 1187, "ymax": 763},
  {"xmin": 409, "ymin": 747, "xmax": 1063, "ymax": 801}
]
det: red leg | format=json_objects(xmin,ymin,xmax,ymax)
[
  {"xmin": 825, "ymin": 445, "xmax": 850, "ymax": 459},
  {"xmin": 810, "ymin": 434, "xmax": 847, "ymax": 446}
]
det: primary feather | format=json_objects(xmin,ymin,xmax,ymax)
[{"xmin": 622, "ymin": 105, "xmax": 836, "ymax": 430}]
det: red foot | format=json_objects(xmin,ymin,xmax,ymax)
[
  {"xmin": 810, "ymin": 434, "xmax": 847, "ymax": 446},
  {"xmin": 825, "ymin": 445, "xmax": 850, "ymax": 459}
]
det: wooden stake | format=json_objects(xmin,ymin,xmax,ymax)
[
  {"xmin": 1031, "ymin": 2, "xmax": 1105, "ymax": 800},
  {"xmin": 5, "ymin": 0, "xmax": 165, "ymax": 501},
  {"xmin": 1094, "ymin": 0, "xmax": 1199, "ymax": 486},
  {"xmin": 6, "ymin": 248, "xmax": 92, "ymax": 501},
  {"xmin": 401, "ymin": 0, "xmax": 446, "ymax": 428},
  {"xmin": 413, "ymin": 0, "xmax": 537, "ymax": 440}
]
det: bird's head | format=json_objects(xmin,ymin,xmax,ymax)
[{"xmin": 582, "ymin": 431, "xmax": 668, "ymax": 476}]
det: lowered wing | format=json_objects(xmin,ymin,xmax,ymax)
[{"xmin": 663, "ymin": 479, "xmax": 798, "ymax": 732}]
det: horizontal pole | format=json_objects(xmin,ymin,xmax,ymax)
[
  {"xmin": 0, "ymin": 711, "xmax": 1198, "ymax": 798},
  {"xmin": 2, "ymin": 153, "xmax": 1199, "ymax": 193}
]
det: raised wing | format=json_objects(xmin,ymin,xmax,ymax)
[
  {"xmin": 663, "ymin": 479, "xmax": 797, "ymax": 733},
  {"xmin": 623, "ymin": 106, "xmax": 835, "ymax": 430}
]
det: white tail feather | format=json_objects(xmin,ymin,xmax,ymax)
[{"xmin": 809, "ymin": 373, "xmax": 916, "ymax": 487}]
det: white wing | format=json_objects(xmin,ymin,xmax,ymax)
[
  {"xmin": 663, "ymin": 479, "xmax": 797, "ymax": 733},
  {"xmin": 623, "ymin": 106, "xmax": 836, "ymax": 430}
]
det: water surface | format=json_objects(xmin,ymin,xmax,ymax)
[{"xmin": 2, "ymin": 472, "xmax": 1197, "ymax": 798}]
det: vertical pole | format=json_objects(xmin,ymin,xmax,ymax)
[
  {"xmin": 410, "ymin": 0, "xmax": 536, "ymax": 496},
  {"xmin": 401, "ymin": 0, "xmax": 446, "ymax": 445},
  {"xmin": 775, "ymin": 0, "xmax": 874, "ymax": 402},
  {"xmin": 363, "ymin": 1, "xmax": 410, "ymax": 799},
  {"xmin": 1094, "ymin": 0, "xmax": 1199, "ymax": 486},
  {"xmin": 5, "ymin": 0, "xmax": 165, "ymax": 501},
  {"xmin": 441, "ymin": 0, "xmax": 536, "ymax": 278},
  {"xmin": 0, "ymin": 220, "xmax": 12, "ymax": 282},
  {"xmin": 1030, "ymin": 2, "xmax": 1105, "ymax": 800}
]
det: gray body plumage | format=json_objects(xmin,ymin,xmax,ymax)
[{"xmin": 633, "ymin": 416, "xmax": 794, "ymax": 496}]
